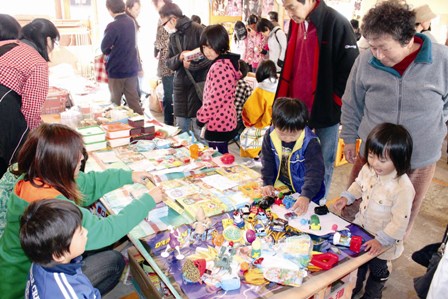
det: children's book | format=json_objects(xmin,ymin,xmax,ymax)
[
  {"xmin": 77, "ymin": 125, "xmax": 106, "ymax": 144},
  {"xmin": 101, "ymin": 123, "xmax": 132, "ymax": 139}
]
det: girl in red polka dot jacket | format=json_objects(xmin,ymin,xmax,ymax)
[{"xmin": 196, "ymin": 24, "xmax": 241, "ymax": 154}]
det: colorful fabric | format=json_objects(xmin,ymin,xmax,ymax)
[
  {"xmin": 234, "ymin": 79, "xmax": 253, "ymax": 122},
  {"xmin": 197, "ymin": 54, "xmax": 241, "ymax": 133},
  {"xmin": 94, "ymin": 54, "xmax": 108, "ymax": 83},
  {"xmin": 0, "ymin": 40, "xmax": 48, "ymax": 130},
  {"xmin": 154, "ymin": 25, "xmax": 174, "ymax": 78}
]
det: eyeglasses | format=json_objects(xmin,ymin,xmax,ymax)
[{"xmin": 161, "ymin": 17, "xmax": 172, "ymax": 27}]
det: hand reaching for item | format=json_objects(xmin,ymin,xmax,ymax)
[
  {"xmin": 331, "ymin": 197, "xmax": 348, "ymax": 214},
  {"xmin": 261, "ymin": 185, "xmax": 276, "ymax": 197},
  {"xmin": 132, "ymin": 171, "xmax": 152, "ymax": 185},
  {"xmin": 292, "ymin": 196, "xmax": 310, "ymax": 216},
  {"xmin": 148, "ymin": 186, "xmax": 163, "ymax": 204}
]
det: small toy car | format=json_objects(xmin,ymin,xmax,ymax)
[
  {"xmin": 284, "ymin": 211, "xmax": 298, "ymax": 220},
  {"xmin": 309, "ymin": 214, "xmax": 321, "ymax": 230},
  {"xmin": 271, "ymin": 218, "xmax": 288, "ymax": 232}
]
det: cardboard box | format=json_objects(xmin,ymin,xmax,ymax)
[{"xmin": 127, "ymin": 247, "xmax": 162, "ymax": 299}]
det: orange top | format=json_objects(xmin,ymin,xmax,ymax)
[{"xmin": 15, "ymin": 179, "xmax": 62, "ymax": 203}]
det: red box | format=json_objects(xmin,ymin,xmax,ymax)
[{"xmin": 41, "ymin": 87, "xmax": 69, "ymax": 115}]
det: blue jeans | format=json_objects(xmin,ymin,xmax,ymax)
[
  {"xmin": 161, "ymin": 76, "xmax": 174, "ymax": 125},
  {"xmin": 315, "ymin": 123, "xmax": 339, "ymax": 201},
  {"xmin": 176, "ymin": 117, "xmax": 206, "ymax": 144}
]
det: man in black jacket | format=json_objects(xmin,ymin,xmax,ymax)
[
  {"xmin": 159, "ymin": 3, "xmax": 211, "ymax": 140},
  {"xmin": 276, "ymin": 0, "xmax": 359, "ymax": 201}
]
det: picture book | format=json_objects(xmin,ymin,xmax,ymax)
[
  {"xmin": 77, "ymin": 125, "xmax": 106, "ymax": 144},
  {"xmin": 215, "ymin": 164, "xmax": 261, "ymax": 183},
  {"xmin": 101, "ymin": 123, "xmax": 132, "ymax": 139},
  {"xmin": 183, "ymin": 48, "xmax": 204, "ymax": 62}
]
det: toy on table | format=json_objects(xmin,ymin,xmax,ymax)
[
  {"xmin": 282, "ymin": 195, "xmax": 297, "ymax": 209},
  {"xmin": 189, "ymin": 144, "xmax": 199, "ymax": 159},
  {"xmin": 211, "ymin": 231, "xmax": 225, "ymax": 247},
  {"xmin": 257, "ymin": 210, "xmax": 269, "ymax": 225},
  {"xmin": 309, "ymin": 214, "xmax": 321, "ymax": 231},
  {"xmin": 310, "ymin": 252, "xmax": 339, "ymax": 270},
  {"xmin": 285, "ymin": 211, "xmax": 297, "ymax": 221},
  {"xmin": 258, "ymin": 196, "xmax": 275, "ymax": 210},
  {"xmin": 215, "ymin": 246, "xmax": 236, "ymax": 272},
  {"xmin": 233, "ymin": 210, "xmax": 245, "ymax": 229},
  {"xmin": 191, "ymin": 207, "xmax": 212, "ymax": 241},
  {"xmin": 161, "ymin": 226, "xmax": 185, "ymax": 260},
  {"xmin": 220, "ymin": 153, "xmax": 235, "ymax": 164},
  {"xmin": 314, "ymin": 205, "xmax": 329, "ymax": 215},
  {"xmin": 254, "ymin": 223, "xmax": 267, "ymax": 237},
  {"xmin": 251, "ymin": 238, "xmax": 262, "ymax": 258},
  {"xmin": 182, "ymin": 259, "xmax": 206, "ymax": 284},
  {"xmin": 245, "ymin": 229, "xmax": 256, "ymax": 244},
  {"xmin": 333, "ymin": 230, "xmax": 363, "ymax": 253}
]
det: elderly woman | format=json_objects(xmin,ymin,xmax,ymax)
[
  {"xmin": 0, "ymin": 18, "xmax": 59, "ymax": 178},
  {"xmin": 340, "ymin": 2, "xmax": 448, "ymax": 236}
]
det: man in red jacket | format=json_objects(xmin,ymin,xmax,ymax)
[{"xmin": 277, "ymin": 0, "xmax": 359, "ymax": 201}]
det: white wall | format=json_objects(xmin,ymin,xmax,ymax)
[{"xmin": 0, "ymin": 0, "xmax": 56, "ymax": 17}]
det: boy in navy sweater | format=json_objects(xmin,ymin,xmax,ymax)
[{"xmin": 20, "ymin": 199, "xmax": 100, "ymax": 299}]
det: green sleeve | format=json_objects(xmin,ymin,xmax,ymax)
[
  {"xmin": 76, "ymin": 169, "xmax": 133, "ymax": 206},
  {"xmin": 65, "ymin": 193, "xmax": 156, "ymax": 250}
]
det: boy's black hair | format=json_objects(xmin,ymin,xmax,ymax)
[
  {"xmin": 159, "ymin": 2, "xmax": 183, "ymax": 18},
  {"xmin": 256, "ymin": 18, "xmax": 274, "ymax": 33},
  {"xmin": 200, "ymin": 24, "xmax": 229, "ymax": 55},
  {"xmin": 20, "ymin": 199, "xmax": 83, "ymax": 266},
  {"xmin": 268, "ymin": 11, "xmax": 278, "ymax": 22},
  {"xmin": 272, "ymin": 97, "xmax": 309, "ymax": 132},
  {"xmin": 106, "ymin": 0, "xmax": 126, "ymax": 13},
  {"xmin": 238, "ymin": 60, "xmax": 250, "ymax": 78},
  {"xmin": 247, "ymin": 14, "xmax": 259, "ymax": 25},
  {"xmin": 255, "ymin": 60, "xmax": 277, "ymax": 83},
  {"xmin": 364, "ymin": 122, "xmax": 413, "ymax": 176}
]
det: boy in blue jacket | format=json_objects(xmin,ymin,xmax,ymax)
[
  {"xmin": 20, "ymin": 199, "xmax": 100, "ymax": 299},
  {"xmin": 261, "ymin": 97, "xmax": 325, "ymax": 215}
]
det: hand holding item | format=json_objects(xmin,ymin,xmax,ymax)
[
  {"xmin": 132, "ymin": 171, "xmax": 152, "ymax": 185},
  {"xmin": 261, "ymin": 185, "xmax": 276, "ymax": 197},
  {"xmin": 343, "ymin": 143, "xmax": 357, "ymax": 164},
  {"xmin": 331, "ymin": 197, "xmax": 348, "ymax": 214},
  {"xmin": 292, "ymin": 196, "xmax": 310, "ymax": 216},
  {"xmin": 148, "ymin": 186, "xmax": 163, "ymax": 204},
  {"xmin": 183, "ymin": 60, "xmax": 191, "ymax": 69}
]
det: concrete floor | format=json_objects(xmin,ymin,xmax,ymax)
[{"xmin": 105, "ymin": 112, "xmax": 448, "ymax": 298}]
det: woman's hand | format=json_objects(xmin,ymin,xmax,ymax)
[
  {"xmin": 261, "ymin": 185, "xmax": 275, "ymax": 197},
  {"xmin": 132, "ymin": 171, "xmax": 152, "ymax": 185},
  {"xmin": 148, "ymin": 186, "xmax": 163, "ymax": 204},
  {"xmin": 292, "ymin": 196, "xmax": 310, "ymax": 216}
]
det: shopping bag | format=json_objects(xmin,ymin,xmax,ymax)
[
  {"xmin": 239, "ymin": 126, "xmax": 268, "ymax": 158},
  {"xmin": 94, "ymin": 54, "xmax": 108, "ymax": 83}
]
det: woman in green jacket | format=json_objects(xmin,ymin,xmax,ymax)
[{"xmin": 0, "ymin": 123, "xmax": 162, "ymax": 298}]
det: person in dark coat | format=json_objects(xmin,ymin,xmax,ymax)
[{"xmin": 159, "ymin": 3, "xmax": 211, "ymax": 140}]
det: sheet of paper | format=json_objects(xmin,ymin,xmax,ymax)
[
  {"xmin": 270, "ymin": 202, "xmax": 350, "ymax": 236},
  {"xmin": 201, "ymin": 174, "xmax": 239, "ymax": 191},
  {"xmin": 94, "ymin": 151, "xmax": 121, "ymax": 164}
]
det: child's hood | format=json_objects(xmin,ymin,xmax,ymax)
[
  {"xmin": 218, "ymin": 53, "xmax": 242, "ymax": 79},
  {"xmin": 258, "ymin": 78, "xmax": 278, "ymax": 93}
]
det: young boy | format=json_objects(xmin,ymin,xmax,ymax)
[
  {"xmin": 20, "ymin": 199, "xmax": 100, "ymax": 299},
  {"xmin": 261, "ymin": 97, "xmax": 325, "ymax": 215}
]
